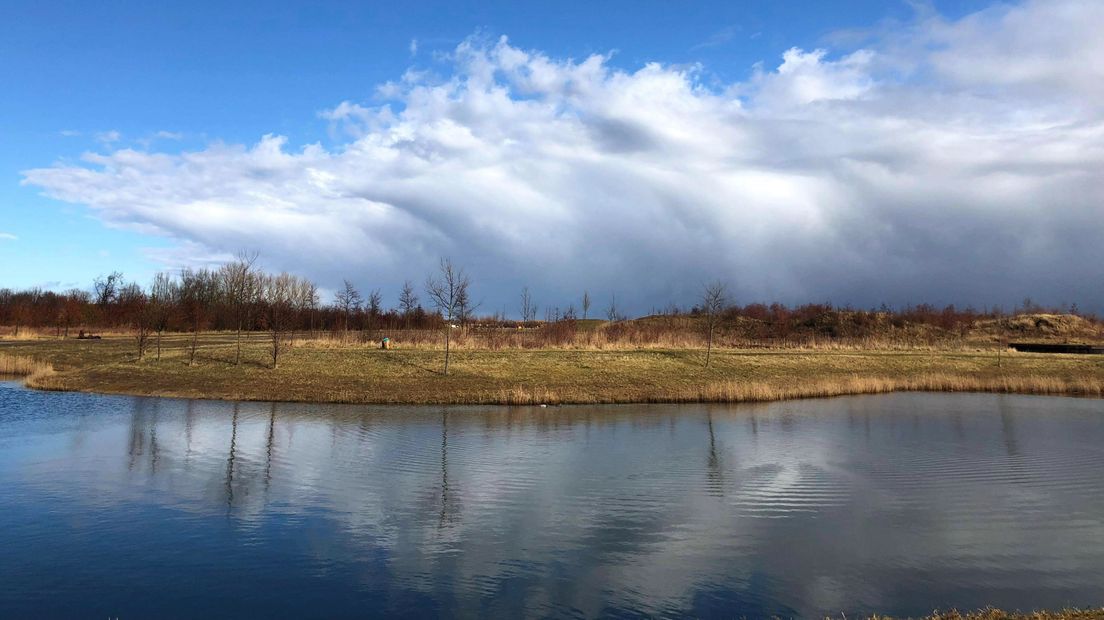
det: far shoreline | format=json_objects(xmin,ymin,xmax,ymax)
[
  {"xmin": 10, "ymin": 377, "xmax": 1104, "ymax": 408},
  {"xmin": 4, "ymin": 335, "xmax": 1102, "ymax": 407}
]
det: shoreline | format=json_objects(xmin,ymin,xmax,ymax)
[{"xmin": 15, "ymin": 377, "xmax": 1104, "ymax": 407}]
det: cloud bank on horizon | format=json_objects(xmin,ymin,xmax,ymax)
[{"xmin": 21, "ymin": 0, "xmax": 1104, "ymax": 313}]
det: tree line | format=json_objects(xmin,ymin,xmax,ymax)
[
  {"xmin": 0, "ymin": 254, "xmax": 476, "ymax": 371},
  {"xmin": 0, "ymin": 252, "xmax": 1096, "ymax": 371}
]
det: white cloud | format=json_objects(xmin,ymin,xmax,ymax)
[
  {"xmin": 691, "ymin": 25, "xmax": 740, "ymax": 51},
  {"xmin": 20, "ymin": 1, "xmax": 1104, "ymax": 312},
  {"xmin": 749, "ymin": 47, "xmax": 875, "ymax": 107},
  {"xmin": 923, "ymin": 0, "xmax": 1104, "ymax": 100},
  {"xmin": 94, "ymin": 129, "xmax": 121, "ymax": 145},
  {"xmin": 409, "ymin": 38, "xmax": 418, "ymax": 56},
  {"xmin": 0, "ymin": 232, "xmax": 17, "ymax": 241}
]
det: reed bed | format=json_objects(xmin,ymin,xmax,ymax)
[
  {"xmin": 491, "ymin": 374, "xmax": 1104, "ymax": 406},
  {"xmin": 0, "ymin": 327, "xmax": 52, "ymax": 340},
  {"xmin": 867, "ymin": 608, "xmax": 1104, "ymax": 620},
  {"xmin": 0, "ymin": 353, "xmax": 54, "ymax": 380},
  {"xmin": 695, "ymin": 374, "xmax": 1104, "ymax": 404}
]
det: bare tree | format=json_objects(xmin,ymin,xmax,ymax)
[
  {"xmin": 93, "ymin": 271, "xmax": 124, "ymax": 327},
  {"xmin": 545, "ymin": 305, "xmax": 561, "ymax": 322},
  {"xmin": 220, "ymin": 250, "xmax": 259, "ymax": 365},
  {"xmin": 606, "ymin": 294, "xmax": 620, "ymax": 322},
  {"xmin": 456, "ymin": 285, "xmax": 478, "ymax": 327},
  {"xmin": 367, "ymin": 288, "xmax": 383, "ymax": 328},
  {"xmin": 62, "ymin": 289, "xmax": 89, "ymax": 338},
  {"xmin": 700, "ymin": 281, "xmax": 727, "ymax": 367},
  {"xmin": 425, "ymin": 258, "xmax": 470, "ymax": 376},
  {"xmin": 520, "ymin": 287, "xmax": 537, "ymax": 322},
  {"xmin": 179, "ymin": 268, "xmax": 218, "ymax": 365},
  {"xmin": 333, "ymin": 279, "xmax": 362, "ymax": 341},
  {"xmin": 10, "ymin": 299, "xmax": 30, "ymax": 337},
  {"xmin": 399, "ymin": 280, "xmax": 419, "ymax": 326},
  {"xmin": 93, "ymin": 271, "xmax": 123, "ymax": 307},
  {"xmin": 261, "ymin": 273, "xmax": 298, "ymax": 369},
  {"xmin": 457, "ymin": 293, "xmax": 469, "ymax": 327},
  {"xmin": 302, "ymin": 280, "xmax": 320, "ymax": 335},
  {"xmin": 119, "ymin": 282, "xmax": 151, "ymax": 360},
  {"xmin": 149, "ymin": 272, "xmax": 178, "ymax": 361},
  {"xmin": 291, "ymin": 277, "xmax": 315, "ymax": 341},
  {"xmin": 582, "ymin": 290, "xmax": 591, "ymax": 320},
  {"xmin": 49, "ymin": 293, "xmax": 64, "ymax": 338},
  {"xmin": 997, "ymin": 325, "xmax": 1006, "ymax": 369}
]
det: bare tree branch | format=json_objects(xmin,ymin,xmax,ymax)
[
  {"xmin": 700, "ymin": 281, "xmax": 727, "ymax": 368},
  {"xmin": 425, "ymin": 258, "xmax": 470, "ymax": 376}
]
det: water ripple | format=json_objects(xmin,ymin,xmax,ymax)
[{"xmin": 1, "ymin": 384, "xmax": 1103, "ymax": 618}]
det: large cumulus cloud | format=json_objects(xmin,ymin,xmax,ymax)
[{"xmin": 22, "ymin": 0, "xmax": 1104, "ymax": 313}]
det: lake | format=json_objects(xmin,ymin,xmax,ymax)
[{"xmin": 1, "ymin": 380, "xmax": 1102, "ymax": 618}]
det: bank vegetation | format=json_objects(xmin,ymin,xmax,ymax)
[
  {"xmin": 869, "ymin": 608, "xmax": 1104, "ymax": 620},
  {"xmin": 2, "ymin": 255, "xmax": 1102, "ymax": 404},
  {"xmin": 1, "ymin": 333, "xmax": 1100, "ymax": 405}
]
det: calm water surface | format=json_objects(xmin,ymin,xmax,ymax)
[{"xmin": 1, "ymin": 381, "xmax": 1103, "ymax": 618}]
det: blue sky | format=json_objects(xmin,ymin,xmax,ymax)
[
  {"xmin": 1, "ymin": 1, "xmax": 987, "ymax": 286},
  {"xmin": 4, "ymin": 0, "xmax": 1102, "ymax": 313}
]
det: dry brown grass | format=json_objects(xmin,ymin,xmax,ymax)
[
  {"xmin": 0, "ymin": 328, "xmax": 52, "ymax": 340},
  {"xmin": 866, "ymin": 607, "xmax": 1104, "ymax": 620},
  {"xmin": 7, "ymin": 332, "xmax": 1100, "ymax": 406},
  {"xmin": 485, "ymin": 374, "xmax": 1104, "ymax": 405},
  {"xmin": 288, "ymin": 328, "xmax": 1006, "ymax": 352},
  {"xmin": 14, "ymin": 310, "xmax": 1101, "ymax": 354},
  {"xmin": 0, "ymin": 325, "xmax": 146, "ymax": 340},
  {"xmin": 697, "ymin": 374, "xmax": 1103, "ymax": 403},
  {"xmin": 0, "ymin": 353, "xmax": 55, "ymax": 381}
]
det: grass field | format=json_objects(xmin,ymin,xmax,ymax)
[{"xmin": 3, "ymin": 332, "xmax": 1103, "ymax": 405}]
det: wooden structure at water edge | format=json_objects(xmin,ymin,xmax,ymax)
[{"xmin": 1010, "ymin": 342, "xmax": 1104, "ymax": 354}]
